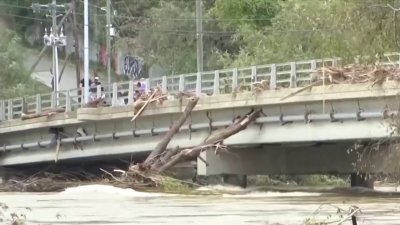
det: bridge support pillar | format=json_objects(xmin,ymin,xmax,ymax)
[
  {"xmin": 223, "ymin": 174, "xmax": 247, "ymax": 188},
  {"xmin": 0, "ymin": 167, "xmax": 7, "ymax": 184},
  {"xmin": 350, "ymin": 173, "xmax": 374, "ymax": 189}
]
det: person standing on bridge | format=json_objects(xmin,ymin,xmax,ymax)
[
  {"xmin": 139, "ymin": 78, "xmax": 148, "ymax": 94},
  {"xmin": 79, "ymin": 75, "xmax": 93, "ymax": 103},
  {"xmin": 50, "ymin": 67, "xmax": 54, "ymax": 91}
]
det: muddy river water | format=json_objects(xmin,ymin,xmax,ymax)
[{"xmin": 1, "ymin": 185, "xmax": 400, "ymax": 225}]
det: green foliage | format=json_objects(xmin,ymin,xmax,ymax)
[
  {"xmin": 159, "ymin": 176, "xmax": 191, "ymax": 193},
  {"xmin": 217, "ymin": 0, "xmax": 399, "ymax": 67},
  {"xmin": 0, "ymin": 30, "xmax": 48, "ymax": 98},
  {"xmin": 2, "ymin": 0, "xmax": 398, "ymax": 82},
  {"xmin": 211, "ymin": 0, "xmax": 280, "ymax": 29},
  {"xmin": 116, "ymin": 1, "xmax": 222, "ymax": 74}
]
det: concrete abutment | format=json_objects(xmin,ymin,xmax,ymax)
[
  {"xmin": 0, "ymin": 167, "xmax": 6, "ymax": 184},
  {"xmin": 223, "ymin": 174, "xmax": 247, "ymax": 188},
  {"xmin": 350, "ymin": 173, "xmax": 375, "ymax": 189}
]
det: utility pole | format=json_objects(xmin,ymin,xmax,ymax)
[
  {"xmin": 196, "ymin": 0, "xmax": 203, "ymax": 73},
  {"xmin": 106, "ymin": 0, "xmax": 112, "ymax": 84},
  {"xmin": 84, "ymin": 0, "xmax": 90, "ymax": 104},
  {"xmin": 32, "ymin": 1, "xmax": 68, "ymax": 107},
  {"xmin": 51, "ymin": 0, "xmax": 59, "ymax": 104},
  {"xmin": 72, "ymin": 0, "xmax": 81, "ymax": 89}
]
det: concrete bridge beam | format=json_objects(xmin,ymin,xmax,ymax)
[
  {"xmin": 198, "ymin": 143, "xmax": 357, "ymax": 176},
  {"xmin": 198, "ymin": 142, "xmax": 395, "ymax": 177}
]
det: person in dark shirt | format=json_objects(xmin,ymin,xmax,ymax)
[
  {"xmin": 80, "ymin": 77, "xmax": 93, "ymax": 88},
  {"xmin": 78, "ymin": 78, "xmax": 93, "ymax": 103}
]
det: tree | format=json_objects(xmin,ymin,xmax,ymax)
[
  {"xmin": 216, "ymin": 0, "xmax": 399, "ymax": 67},
  {"xmin": 211, "ymin": 0, "xmax": 280, "ymax": 30},
  {"xmin": 0, "ymin": 30, "xmax": 47, "ymax": 98},
  {"xmin": 116, "ymin": 1, "xmax": 224, "ymax": 75}
]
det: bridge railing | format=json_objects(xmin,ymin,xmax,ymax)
[{"xmin": 1, "ymin": 53, "xmax": 399, "ymax": 121}]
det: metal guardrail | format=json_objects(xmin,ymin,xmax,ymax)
[{"xmin": 1, "ymin": 53, "xmax": 399, "ymax": 121}]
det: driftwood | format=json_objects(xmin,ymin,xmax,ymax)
[
  {"xmin": 312, "ymin": 64, "xmax": 400, "ymax": 85},
  {"xmin": 280, "ymin": 64, "xmax": 400, "ymax": 101},
  {"xmin": 20, "ymin": 108, "xmax": 65, "ymax": 120},
  {"xmin": 131, "ymin": 90, "xmax": 158, "ymax": 122},
  {"xmin": 54, "ymin": 137, "xmax": 61, "ymax": 163},
  {"xmin": 144, "ymin": 96, "xmax": 200, "ymax": 164},
  {"xmin": 130, "ymin": 107, "xmax": 261, "ymax": 175},
  {"xmin": 280, "ymin": 80, "xmax": 323, "ymax": 101},
  {"xmin": 157, "ymin": 109, "xmax": 261, "ymax": 172}
]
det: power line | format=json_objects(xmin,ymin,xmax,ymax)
[
  {"xmin": 0, "ymin": 3, "xmax": 368, "ymax": 38},
  {"xmin": 1, "ymin": 1, "xmax": 395, "ymax": 23},
  {"xmin": 0, "ymin": 11, "xmax": 347, "ymax": 37}
]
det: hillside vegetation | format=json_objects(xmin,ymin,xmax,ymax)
[{"xmin": 0, "ymin": 0, "xmax": 397, "ymax": 96}]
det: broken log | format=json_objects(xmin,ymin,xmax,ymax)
[
  {"xmin": 280, "ymin": 80, "xmax": 323, "ymax": 101},
  {"xmin": 54, "ymin": 137, "xmax": 61, "ymax": 163},
  {"xmin": 131, "ymin": 90, "xmax": 158, "ymax": 122},
  {"xmin": 144, "ymin": 96, "xmax": 200, "ymax": 165},
  {"xmin": 156, "ymin": 109, "xmax": 262, "ymax": 173},
  {"xmin": 21, "ymin": 108, "xmax": 65, "ymax": 120}
]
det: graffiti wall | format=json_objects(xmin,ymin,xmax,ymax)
[
  {"xmin": 122, "ymin": 55, "xmax": 145, "ymax": 79},
  {"xmin": 98, "ymin": 47, "xmax": 146, "ymax": 80}
]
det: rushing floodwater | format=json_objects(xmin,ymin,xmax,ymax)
[{"xmin": 1, "ymin": 185, "xmax": 400, "ymax": 225}]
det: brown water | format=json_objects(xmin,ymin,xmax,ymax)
[{"xmin": 0, "ymin": 185, "xmax": 400, "ymax": 225}]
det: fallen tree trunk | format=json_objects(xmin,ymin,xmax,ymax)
[
  {"xmin": 21, "ymin": 108, "xmax": 65, "ymax": 120},
  {"xmin": 156, "ymin": 109, "xmax": 262, "ymax": 173},
  {"xmin": 144, "ymin": 96, "xmax": 200, "ymax": 165}
]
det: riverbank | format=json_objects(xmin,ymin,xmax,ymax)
[{"xmin": 2, "ymin": 165, "xmax": 399, "ymax": 196}]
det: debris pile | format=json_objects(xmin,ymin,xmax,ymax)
[{"xmin": 312, "ymin": 64, "xmax": 400, "ymax": 86}]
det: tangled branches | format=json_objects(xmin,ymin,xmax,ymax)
[
  {"xmin": 304, "ymin": 204, "xmax": 361, "ymax": 225},
  {"xmin": 312, "ymin": 64, "xmax": 400, "ymax": 86},
  {"xmin": 348, "ymin": 105, "xmax": 400, "ymax": 180}
]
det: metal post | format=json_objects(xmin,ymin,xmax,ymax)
[
  {"xmin": 72, "ymin": 0, "xmax": 81, "ymax": 89},
  {"xmin": 196, "ymin": 72, "xmax": 202, "ymax": 95},
  {"xmin": 161, "ymin": 76, "xmax": 167, "ymax": 93},
  {"xmin": 232, "ymin": 68, "xmax": 238, "ymax": 92},
  {"xmin": 112, "ymin": 83, "xmax": 118, "ymax": 106},
  {"xmin": 179, "ymin": 75, "xmax": 185, "ymax": 92},
  {"xmin": 251, "ymin": 66, "xmax": 257, "ymax": 92},
  {"xmin": 65, "ymin": 90, "xmax": 71, "ymax": 112},
  {"xmin": 54, "ymin": 43, "xmax": 60, "ymax": 106},
  {"xmin": 213, "ymin": 70, "xmax": 220, "ymax": 95},
  {"xmin": 106, "ymin": 0, "xmax": 111, "ymax": 84},
  {"xmin": 84, "ymin": 0, "xmax": 90, "ymax": 104},
  {"xmin": 128, "ymin": 80, "xmax": 134, "ymax": 105},
  {"xmin": 35, "ymin": 94, "xmax": 42, "ymax": 114},
  {"xmin": 0, "ymin": 100, "xmax": 4, "ymax": 121},
  {"xmin": 270, "ymin": 64, "xmax": 277, "ymax": 90},
  {"xmin": 196, "ymin": 0, "xmax": 203, "ymax": 73},
  {"xmin": 290, "ymin": 62, "xmax": 297, "ymax": 88},
  {"xmin": 7, "ymin": 99, "xmax": 12, "ymax": 120},
  {"xmin": 52, "ymin": 0, "xmax": 58, "ymax": 107}
]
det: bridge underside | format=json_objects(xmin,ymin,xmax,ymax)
[{"xmin": 199, "ymin": 141, "xmax": 397, "ymax": 176}]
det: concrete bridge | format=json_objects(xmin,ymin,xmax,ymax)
[{"xmin": 1, "ymin": 53, "xmax": 400, "ymax": 186}]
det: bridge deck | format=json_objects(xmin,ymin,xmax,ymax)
[{"xmin": 1, "ymin": 81, "xmax": 399, "ymax": 134}]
